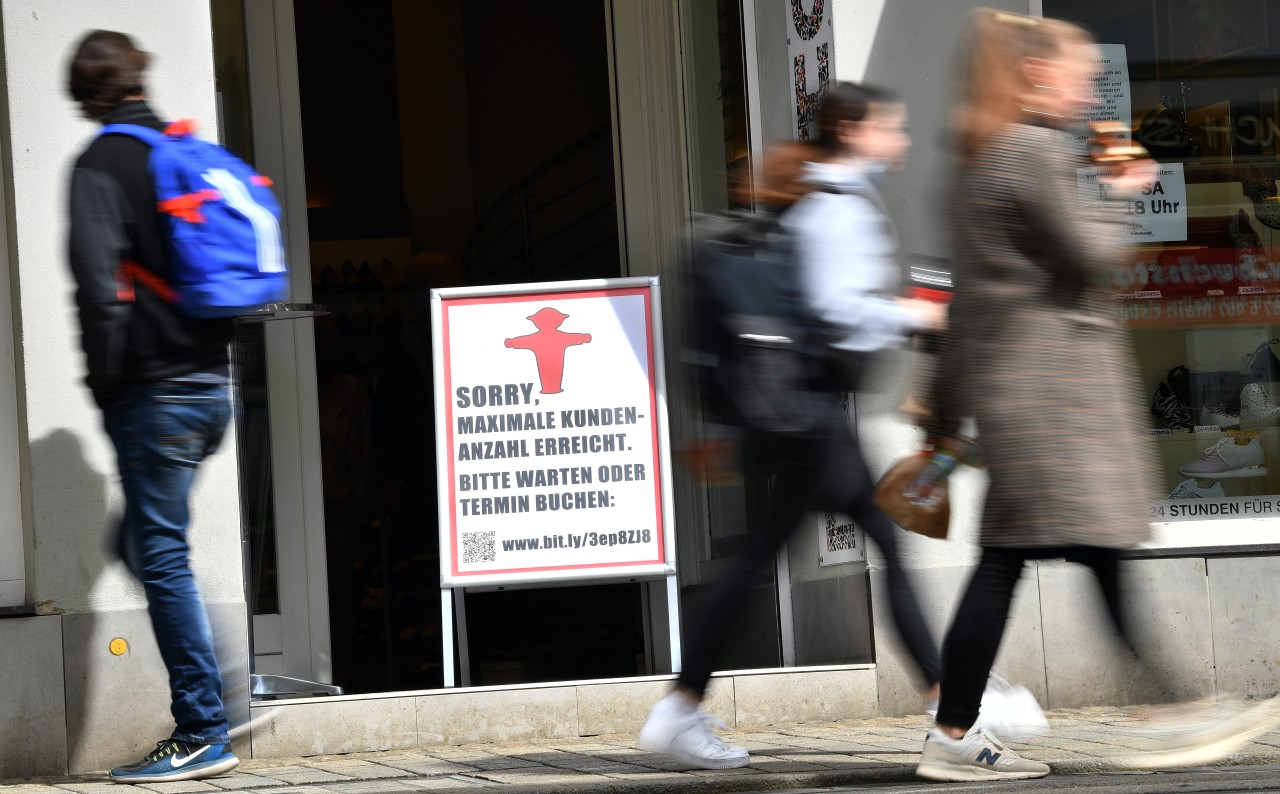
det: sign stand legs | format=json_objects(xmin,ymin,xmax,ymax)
[
  {"xmin": 441, "ymin": 588, "xmax": 455, "ymax": 687},
  {"xmin": 666, "ymin": 574, "xmax": 682, "ymax": 673},
  {"xmin": 455, "ymin": 589, "xmax": 472, "ymax": 687}
]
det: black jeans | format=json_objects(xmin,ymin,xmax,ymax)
[
  {"xmin": 677, "ymin": 417, "xmax": 941, "ymax": 695},
  {"xmin": 935, "ymin": 546, "xmax": 1133, "ymax": 730}
]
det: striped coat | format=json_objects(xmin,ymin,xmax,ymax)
[{"xmin": 927, "ymin": 123, "xmax": 1155, "ymax": 549}]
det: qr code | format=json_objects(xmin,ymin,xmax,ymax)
[{"xmin": 462, "ymin": 531, "xmax": 496, "ymax": 563}]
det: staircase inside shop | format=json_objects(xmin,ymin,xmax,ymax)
[{"xmin": 462, "ymin": 124, "xmax": 621, "ymax": 286}]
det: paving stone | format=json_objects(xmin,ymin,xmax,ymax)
[
  {"xmin": 301, "ymin": 762, "xmax": 412, "ymax": 781},
  {"xmin": 1, "ymin": 787, "xmax": 64, "ymax": 794},
  {"xmin": 311, "ymin": 781, "xmax": 421, "ymax": 794},
  {"xmin": 399, "ymin": 780, "xmax": 494, "ymax": 792},
  {"xmin": 763, "ymin": 734, "xmax": 893, "ymax": 753},
  {"xmin": 201, "ymin": 774, "xmax": 293, "ymax": 790},
  {"xmin": 742, "ymin": 756, "xmax": 832, "ymax": 773},
  {"xmin": 252, "ymin": 767, "xmax": 350, "ymax": 785},
  {"xmin": 684, "ymin": 767, "xmax": 763, "ymax": 777},
  {"xmin": 467, "ymin": 766, "xmax": 615, "ymax": 787},
  {"xmin": 364, "ymin": 760, "xmax": 477, "ymax": 777},
  {"xmin": 51, "ymin": 784, "xmax": 122, "ymax": 794},
  {"xmin": 135, "ymin": 782, "xmax": 221, "ymax": 794}
]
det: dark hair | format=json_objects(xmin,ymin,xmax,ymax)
[
  {"xmin": 67, "ymin": 30, "xmax": 149, "ymax": 121},
  {"xmin": 813, "ymin": 81, "xmax": 898, "ymax": 155},
  {"xmin": 741, "ymin": 81, "xmax": 900, "ymax": 206}
]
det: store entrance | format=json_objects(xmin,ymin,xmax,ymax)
[{"xmin": 290, "ymin": 0, "xmax": 631, "ymax": 694}]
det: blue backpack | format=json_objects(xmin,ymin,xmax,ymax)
[{"xmin": 100, "ymin": 120, "xmax": 289, "ymax": 318}]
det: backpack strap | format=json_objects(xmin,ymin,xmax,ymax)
[{"xmin": 99, "ymin": 123, "xmax": 167, "ymax": 146}]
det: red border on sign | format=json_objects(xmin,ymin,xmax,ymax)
[{"xmin": 441, "ymin": 287, "xmax": 666, "ymax": 578}]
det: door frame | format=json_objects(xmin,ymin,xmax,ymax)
[
  {"xmin": 236, "ymin": 0, "xmax": 701, "ymax": 690},
  {"xmin": 242, "ymin": 0, "xmax": 333, "ymax": 685}
]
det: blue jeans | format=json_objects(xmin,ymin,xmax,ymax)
[{"xmin": 103, "ymin": 379, "xmax": 232, "ymax": 745}]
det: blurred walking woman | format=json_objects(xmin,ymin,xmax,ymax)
[
  {"xmin": 636, "ymin": 82, "xmax": 945, "ymax": 769},
  {"xmin": 916, "ymin": 10, "xmax": 1268, "ymax": 781}
]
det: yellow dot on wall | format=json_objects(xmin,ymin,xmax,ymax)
[{"xmin": 109, "ymin": 638, "xmax": 128, "ymax": 656}]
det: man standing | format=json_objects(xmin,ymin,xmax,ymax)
[{"xmin": 66, "ymin": 30, "xmax": 238, "ymax": 782}]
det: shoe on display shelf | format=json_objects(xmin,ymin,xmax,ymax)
[
  {"xmin": 1178, "ymin": 436, "xmax": 1267, "ymax": 479},
  {"xmin": 1199, "ymin": 403, "xmax": 1240, "ymax": 431},
  {"xmin": 109, "ymin": 739, "xmax": 239, "ymax": 783},
  {"xmin": 1151, "ymin": 382, "xmax": 1194, "ymax": 432},
  {"xmin": 1166, "ymin": 478, "xmax": 1226, "ymax": 499},
  {"xmin": 1239, "ymin": 383, "xmax": 1280, "ymax": 430},
  {"xmin": 916, "ymin": 724, "xmax": 1050, "ymax": 782},
  {"xmin": 637, "ymin": 698, "xmax": 750, "ymax": 769}
]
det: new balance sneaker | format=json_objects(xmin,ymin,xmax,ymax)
[
  {"xmin": 1113, "ymin": 698, "xmax": 1278, "ymax": 770},
  {"xmin": 916, "ymin": 725, "xmax": 1050, "ymax": 782},
  {"xmin": 109, "ymin": 739, "xmax": 239, "ymax": 783},
  {"xmin": 1240, "ymin": 383, "xmax": 1280, "ymax": 430},
  {"xmin": 637, "ymin": 699, "xmax": 749, "ymax": 769},
  {"xmin": 1166, "ymin": 478, "xmax": 1226, "ymax": 499},
  {"xmin": 1151, "ymin": 383, "xmax": 1194, "ymax": 432},
  {"xmin": 1178, "ymin": 436, "xmax": 1267, "ymax": 478}
]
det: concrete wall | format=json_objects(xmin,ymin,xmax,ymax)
[{"xmin": 0, "ymin": 0, "xmax": 247, "ymax": 776}]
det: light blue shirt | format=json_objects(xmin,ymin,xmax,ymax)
[{"xmin": 781, "ymin": 161, "xmax": 914, "ymax": 353}]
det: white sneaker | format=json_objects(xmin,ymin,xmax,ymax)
[
  {"xmin": 636, "ymin": 701, "xmax": 749, "ymax": 769},
  {"xmin": 1166, "ymin": 478, "xmax": 1226, "ymax": 499},
  {"xmin": 979, "ymin": 673, "xmax": 1050, "ymax": 740},
  {"xmin": 1113, "ymin": 699, "xmax": 1278, "ymax": 770},
  {"xmin": 1178, "ymin": 436, "xmax": 1267, "ymax": 478},
  {"xmin": 1240, "ymin": 383, "xmax": 1280, "ymax": 430},
  {"xmin": 1200, "ymin": 403, "xmax": 1240, "ymax": 430},
  {"xmin": 916, "ymin": 725, "xmax": 1050, "ymax": 782}
]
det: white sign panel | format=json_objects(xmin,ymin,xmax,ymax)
[
  {"xmin": 1077, "ymin": 162, "xmax": 1188, "ymax": 243},
  {"xmin": 1072, "ymin": 43, "xmax": 1132, "ymax": 142},
  {"xmin": 787, "ymin": 0, "xmax": 834, "ymax": 140},
  {"xmin": 819, "ymin": 511, "xmax": 864, "ymax": 566},
  {"xmin": 432, "ymin": 279, "xmax": 674, "ymax": 586}
]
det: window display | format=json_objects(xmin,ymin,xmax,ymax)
[{"xmin": 1048, "ymin": 1, "xmax": 1280, "ymax": 542}]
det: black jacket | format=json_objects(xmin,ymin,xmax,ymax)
[{"xmin": 67, "ymin": 101, "xmax": 233, "ymax": 410}]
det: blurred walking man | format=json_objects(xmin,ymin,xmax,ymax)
[{"xmin": 66, "ymin": 30, "xmax": 238, "ymax": 782}]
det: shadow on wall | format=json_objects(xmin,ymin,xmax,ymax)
[{"xmin": 26, "ymin": 429, "xmax": 249, "ymax": 772}]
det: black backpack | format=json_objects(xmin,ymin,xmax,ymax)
[{"xmin": 686, "ymin": 208, "xmax": 856, "ymax": 441}]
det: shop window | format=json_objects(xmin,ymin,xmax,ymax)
[{"xmin": 1048, "ymin": 1, "xmax": 1280, "ymax": 544}]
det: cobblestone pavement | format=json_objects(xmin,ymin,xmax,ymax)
[{"xmin": 6, "ymin": 708, "xmax": 1280, "ymax": 794}]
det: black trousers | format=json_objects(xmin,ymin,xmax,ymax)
[
  {"xmin": 935, "ymin": 546, "xmax": 1135, "ymax": 730},
  {"xmin": 677, "ymin": 416, "xmax": 941, "ymax": 695}
]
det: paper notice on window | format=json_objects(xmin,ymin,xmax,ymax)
[
  {"xmin": 1077, "ymin": 162, "xmax": 1187, "ymax": 242},
  {"xmin": 1071, "ymin": 43, "xmax": 1132, "ymax": 144}
]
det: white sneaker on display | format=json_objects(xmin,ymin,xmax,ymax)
[
  {"xmin": 636, "ymin": 697, "xmax": 750, "ymax": 769},
  {"xmin": 1200, "ymin": 403, "xmax": 1240, "ymax": 430},
  {"xmin": 1240, "ymin": 383, "xmax": 1280, "ymax": 430},
  {"xmin": 916, "ymin": 724, "xmax": 1050, "ymax": 782},
  {"xmin": 1166, "ymin": 478, "xmax": 1226, "ymax": 499},
  {"xmin": 1178, "ymin": 436, "xmax": 1267, "ymax": 478}
]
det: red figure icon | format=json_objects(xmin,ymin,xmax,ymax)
[{"xmin": 505, "ymin": 307, "xmax": 592, "ymax": 394}]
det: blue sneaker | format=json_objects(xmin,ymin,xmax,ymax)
[{"xmin": 109, "ymin": 739, "xmax": 239, "ymax": 783}]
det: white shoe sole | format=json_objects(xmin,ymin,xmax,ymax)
[
  {"xmin": 110, "ymin": 756, "xmax": 240, "ymax": 783},
  {"xmin": 636, "ymin": 732, "xmax": 750, "ymax": 769},
  {"xmin": 916, "ymin": 759, "xmax": 1049, "ymax": 782},
  {"xmin": 1177, "ymin": 465, "xmax": 1267, "ymax": 479}
]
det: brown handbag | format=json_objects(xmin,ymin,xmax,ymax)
[{"xmin": 875, "ymin": 454, "xmax": 950, "ymax": 539}]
